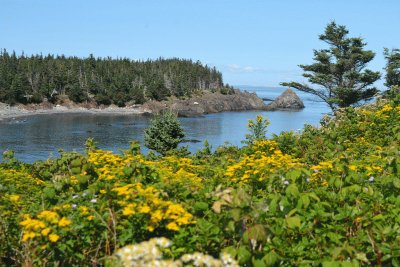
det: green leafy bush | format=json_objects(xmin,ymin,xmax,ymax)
[
  {"xmin": 144, "ymin": 111, "xmax": 185, "ymax": 155},
  {"xmin": 1, "ymin": 97, "xmax": 399, "ymax": 266}
]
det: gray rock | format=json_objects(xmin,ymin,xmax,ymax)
[
  {"xmin": 265, "ymin": 89, "xmax": 304, "ymax": 111},
  {"xmin": 144, "ymin": 90, "xmax": 266, "ymax": 117}
]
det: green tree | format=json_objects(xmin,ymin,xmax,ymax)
[
  {"xmin": 281, "ymin": 22, "xmax": 380, "ymax": 111},
  {"xmin": 144, "ymin": 111, "xmax": 185, "ymax": 155},
  {"xmin": 384, "ymin": 48, "xmax": 400, "ymax": 88}
]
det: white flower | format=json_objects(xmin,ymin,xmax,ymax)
[
  {"xmin": 90, "ymin": 199, "xmax": 97, "ymax": 203},
  {"xmin": 369, "ymin": 176, "xmax": 375, "ymax": 182},
  {"xmin": 283, "ymin": 180, "xmax": 289, "ymax": 185},
  {"xmin": 72, "ymin": 195, "xmax": 79, "ymax": 199},
  {"xmin": 82, "ymin": 192, "xmax": 88, "ymax": 197},
  {"xmin": 71, "ymin": 204, "xmax": 77, "ymax": 209}
]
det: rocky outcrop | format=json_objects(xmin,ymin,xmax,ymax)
[
  {"xmin": 143, "ymin": 90, "xmax": 266, "ymax": 117},
  {"xmin": 265, "ymin": 89, "xmax": 304, "ymax": 111}
]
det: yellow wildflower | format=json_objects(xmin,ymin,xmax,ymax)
[
  {"xmin": 138, "ymin": 205, "xmax": 151, "ymax": 214},
  {"xmin": 38, "ymin": 210, "xmax": 59, "ymax": 224},
  {"xmin": 122, "ymin": 204, "xmax": 136, "ymax": 216},
  {"xmin": 349, "ymin": 165, "xmax": 357, "ymax": 171},
  {"xmin": 41, "ymin": 228, "xmax": 51, "ymax": 236},
  {"xmin": 22, "ymin": 231, "xmax": 37, "ymax": 242},
  {"xmin": 58, "ymin": 217, "xmax": 72, "ymax": 227},
  {"xmin": 9, "ymin": 194, "xmax": 20, "ymax": 202},
  {"xmin": 49, "ymin": 233, "xmax": 60, "ymax": 243},
  {"xmin": 166, "ymin": 222, "xmax": 180, "ymax": 231}
]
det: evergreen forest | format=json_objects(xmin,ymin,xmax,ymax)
[{"xmin": 0, "ymin": 49, "xmax": 226, "ymax": 106}]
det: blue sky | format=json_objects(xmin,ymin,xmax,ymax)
[{"xmin": 1, "ymin": 0, "xmax": 399, "ymax": 87}]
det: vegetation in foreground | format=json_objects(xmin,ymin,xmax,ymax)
[{"xmin": 0, "ymin": 89, "xmax": 399, "ymax": 266}]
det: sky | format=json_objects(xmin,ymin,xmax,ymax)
[{"xmin": 1, "ymin": 0, "xmax": 399, "ymax": 87}]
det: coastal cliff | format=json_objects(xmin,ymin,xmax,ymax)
[{"xmin": 143, "ymin": 89, "xmax": 266, "ymax": 117}]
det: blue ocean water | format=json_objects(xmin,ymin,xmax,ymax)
[{"xmin": 0, "ymin": 86, "xmax": 330, "ymax": 162}]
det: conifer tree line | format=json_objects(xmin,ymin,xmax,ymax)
[{"xmin": 0, "ymin": 49, "xmax": 228, "ymax": 106}]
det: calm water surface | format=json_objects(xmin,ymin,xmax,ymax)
[{"xmin": 0, "ymin": 87, "xmax": 330, "ymax": 162}]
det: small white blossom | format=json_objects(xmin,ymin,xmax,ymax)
[
  {"xmin": 369, "ymin": 176, "xmax": 375, "ymax": 182},
  {"xmin": 90, "ymin": 198, "xmax": 97, "ymax": 203}
]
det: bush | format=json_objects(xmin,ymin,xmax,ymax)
[{"xmin": 144, "ymin": 111, "xmax": 185, "ymax": 155}]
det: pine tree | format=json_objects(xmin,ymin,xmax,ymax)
[
  {"xmin": 281, "ymin": 22, "xmax": 380, "ymax": 111},
  {"xmin": 144, "ymin": 111, "xmax": 185, "ymax": 155}
]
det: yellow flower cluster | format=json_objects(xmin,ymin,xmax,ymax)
[
  {"xmin": 113, "ymin": 182, "xmax": 194, "ymax": 232},
  {"xmin": 87, "ymin": 150, "xmax": 137, "ymax": 181},
  {"xmin": 226, "ymin": 145, "xmax": 302, "ymax": 183},
  {"xmin": 19, "ymin": 209, "xmax": 71, "ymax": 243},
  {"xmin": 153, "ymin": 156, "xmax": 203, "ymax": 190},
  {"xmin": 310, "ymin": 160, "xmax": 334, "ymax": 187}
]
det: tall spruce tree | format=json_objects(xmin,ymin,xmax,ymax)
[{"xmin": 281, "ymin": 22, "xmax": 380, "ymax": 111}]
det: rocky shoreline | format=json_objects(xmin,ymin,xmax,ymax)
[
  {"xmin": 0, "ymin": 89, "xmax": 304, "ymax": 121},
  {"xmin": 0, "ymin": 102, "xmax": 149, "ymax": 121},
  {"xmin": 0, "ymin": 90, "xmax": 266, "ymax": 120}
]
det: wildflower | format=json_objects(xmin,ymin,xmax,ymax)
[
  {"xmin": 58, "ymin": 217, "xmax": 72, "ymax": 227},
  {"xmin": 22, "ymin": 231, "xmax": 37, "ymax": 242},
  {"xmin": 41, "ymin": 228, "xmax": 51, "ymax": 236},
  {"xmin": 283, "ymin": 180, "xmax": 289, "ymax": 185},
  {"xmin": 48, "ymin": 233, "xmax": 60, "ymax": 243},
  {"xmin": 38, "ymin": 210, "xmax": 59, "ymax": 224},
  {"xmin": 138, "ymin": 205, "xmax": 151, "ymax": 214},
  {"xmin": 166, "ymin": 222, "xmax": 180, "ymax": 231},
  {"xmin": 90, "ymin": 199, "xmax": 97, "ymax": 203},
  {"xmin": 9, "ymin": 194, "xmax": 20, "ymax": 202},
  {"xmin": 369, "ymin": 176, "xmax": 375, "ymax": 182},
  {"xmin": 72, "ymin": 195, "xmax": 79, "ymax": 199},
  {"xmin": 349, "ymin": 165, "xmax": 357, "ymax": 171},
  {"xmin": 71, "ymin": 204, "xmax": 77, "ymax": 209}
]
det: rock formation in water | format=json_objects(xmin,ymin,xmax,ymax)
[
  {"xmin": 265, "ymin": 89, "xmax": 305, "ymax": 111},
  {"xmin": 143, "ymin": 90, "xmax": 266, "ymax": 117}
]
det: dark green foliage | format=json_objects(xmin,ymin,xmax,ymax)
[
  {"xmin": 281, "ymin": 22, "xmax": 380, "ymax": 111},
  {"xmin": 144, "ymin": 111, "xmax": 185, "ymax": 155},
  {"xmin": 384, "ymin": 48, "xmax": 400, "ymax": 88},
  {"xmin": 0, "ymin": 50, "xmax": 225, "ymax": 105}
]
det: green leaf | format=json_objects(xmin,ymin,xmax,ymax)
[
  {"xmin": 393, "ymin": 178, "xmax": 400, "ymax": 189},
  {"xmin": 237, "ymin": 246, "xmax": 252, "ymax": 265},
  {"xmin": 230, "ymin": 208, "xmax": 242, "ymax": 221},
  {"xmin": 287, "ymin": 208, "xmax": 298, "ymax": 217},
  {"xmin": 263, "ymin": 251, "xmax": 280, "ymax": 266},
  {"xmin": 286, "ymin": 169, "xmax": 302, "ymax": 181},
  {"xmin": 252, "ymin": 257, "xmax": 267, "ymax": 267},
  {"xmin": 286, "ymin": 216, "xmax": 301, "ymax": 229},
  {"xmin": 286, "ymin": 184, "xmax": 300, "ymax": 198},
  {"xmin": 193, "ymin": 201, "xmax": 208, "ymax": 212},
  {"xmin": 355, "ymin": 253, "xmax": 369, "ymax": 263},
  {"xmin": 322, "ymin": 261, "xmax": 341, "ymax": 267},
  {"xmin": 222, "ymin": 246, "xmax": 237, "ymax": 258}
]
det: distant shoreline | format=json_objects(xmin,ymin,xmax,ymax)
[
  {"xmin": 0, "ymin": 90, "xmax": 270, "ymax": 120},
  {"xmin": 0, "ymin": 103, "xmax": 149, "ymax": 121}
]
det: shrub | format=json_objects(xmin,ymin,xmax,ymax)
[{"xmin": 144, "ymin": 111, "xmax": 185, "ymax": 155}]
